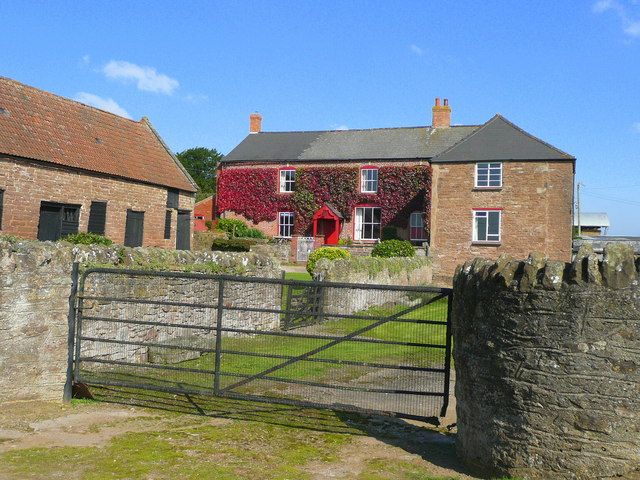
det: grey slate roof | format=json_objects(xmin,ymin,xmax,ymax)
[
  {"xmin": 223, "ymin": 114, "xmax": 574, "ymax": 164},
  {"xmin": 223, "ymin": 126, "xmax": 479, "ymax": 162},
  {"xmin": 430, "ymin": 115, "xmax": 574, "ymax": 162}
]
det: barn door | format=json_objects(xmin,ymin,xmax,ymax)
[
  {"xmin": 124, "ymin": 210, "xmax": 144, "ymax": 247},
  {"xmin": 176, "ymin": 210, "xmax": 191, "ymax": 250},
  {"xmin": 37, "ymin": 202, "xmax": 79, "ymax": 241}
]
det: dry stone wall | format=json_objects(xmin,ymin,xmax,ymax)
[
  {"xmin": 0, "ymin": 238, "xmax": 280, "ymax": 402},
  {"xmin": 452, "ymin": 243, "xmax": 640, "ymax": 480}
]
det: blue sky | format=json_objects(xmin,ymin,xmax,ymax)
[{"xmin": 1, "ymin": 0, "xmax": 640, "ymax": 234}]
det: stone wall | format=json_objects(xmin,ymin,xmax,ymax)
[
  {"xmin": 452, "ymin": 244, "xmax": 640, "ymax": 480},
  {"xmin": 313, "ymin": 256, "xmax": 432, "ymax": 315},
  {"xmin": 0, "ymin": 238, "xmax": 280, "ymax": 402}
]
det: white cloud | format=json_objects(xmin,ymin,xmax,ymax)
[
  {"xmin": 74, "ymin": 92, "xmax": 131, "ymax": 118},
  {"xmin": 409, "ymin": 44, "xmax": 424, "ymax": 56},
  {"xmin": 593, "ymin": 0, "xmax": 640, "ymax": 37},
  {"xmin": 102, "ymin": 60, "xmax": 179, "ymax": 94},
  {"xmin": 632, "ymin": 122, "xmax": 640, "ymax": 133}
]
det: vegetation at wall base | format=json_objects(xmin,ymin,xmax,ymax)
[
  {"xmin": 61, "ymin": 232, "xmax": 114, "ymax": 246},
  {"xmin": 371, "ymin": 240, "xmax": 416, "ymax": 258},
  {"xmin": 306, "ymin": 247, "xmax": 351, "ymax": 275},
  {"xmin": 211, "ymin": 238, "xmax": 261, "ymax": 252},
  {"xmin": 217, "ymin": 218, "xmax": 266, "ymax": 239}
]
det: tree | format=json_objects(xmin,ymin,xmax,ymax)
[{"xmin": 175, "ymin": 147, "xmax": 223, "ymax": 201}]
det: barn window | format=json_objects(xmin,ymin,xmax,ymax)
[
  {"xmin": 164, "ymin": 210, "xmax": 172, "ymax": 239},
  {"xmin": 37, "ymin": 202, "xmax": 80, "ymax": 241},
  {"xmin": 167, "ymin": 189, "xmax": 179, "ymax": 208},
  {"xmin": 87, "ymin": 201, "xmax": 107, "ymax": 235}
]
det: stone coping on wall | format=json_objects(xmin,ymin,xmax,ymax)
[
  {"xmin": 455, "ymin": 242, "xmax": 639, "ymax": 292},
  {"xmin": 313, "ymin": 255, "xmax": 432, "ymax": 285}
]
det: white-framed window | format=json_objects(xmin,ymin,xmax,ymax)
[
  {"xmin": 279, "ymin": 212, "xmax": 294, "ymax": 238},
  {"xmin": 409, "ymin": 212, "xmax": 426, "ymax": 241},
  {"xmin": 360, "ymin": 167, "xmax": 379, "ymax": 193},
  {"xmin": 279, "ymin": 168, "xmax": 296, "ymax": 193},
  {"xmin": 473, "ymin": 210, "xmax": 501, "ymax": 243},
  {"xmin": 475, "ymin": 162, "xmax": 502, "ymax": 188},
  {"xmin": 354, "ymin": 206, "xmax": 381, "ymax": 240}
]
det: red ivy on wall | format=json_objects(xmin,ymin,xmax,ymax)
[{"xmin": 217, "ymin": 164, "xmax": 432, "ymax": 236}]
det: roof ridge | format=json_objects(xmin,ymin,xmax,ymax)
[
  {"xmin": 258, "ymin": 124, "xmax": 481, "ymax": 134},
  {"xmin": 0, "ymin": 75, "xmax": 141, "ymax": 124}
]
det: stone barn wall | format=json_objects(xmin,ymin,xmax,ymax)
[
  {"xmin": 0, "ymin": 238, "xmax": 280, "ymax": 402},
  {"xmin": 452, "ymin": 244, "xmax": 640, "ymax": 480}
]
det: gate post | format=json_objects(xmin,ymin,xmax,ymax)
[
  {"xmin": 63, "ymin": 262, "xmax": 80, "ymax": 403},
  {"xmin": 213, "ymin": 279, "xmax": 225, "ymax": 395}
]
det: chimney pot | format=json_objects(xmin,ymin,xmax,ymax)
[
  {"xmin": 432, "ymin": 97, "xmax": 451, "ymax": 128},
  {"xmin": 249, "ymin": 112, "xmax": 262, "ymax": 133}
]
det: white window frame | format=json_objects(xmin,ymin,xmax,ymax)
[
  {"xmin": 278, "ymin": 212, "xmax": 294, "ymax": 238},
  {"xmin": 409, "ymin": 212, "xmax": 426, "ymax": 241},
  {"xmin": 354, "ymin": 206, "xmax": 381, "ymax": 240},
  {"xmin": 360, "ymin": 167, "xmax": 379, "ymax": 193},
  {"xmin": 475, "ymin": 162, "xmax": 502, "ymax": 188},
  {"xmin": 473, "ymin": 210, "xmax": 501, "ymax": 243},
  {"xmin": 279, "ymin": 169, "xmax": 296, "ymax": 193}
]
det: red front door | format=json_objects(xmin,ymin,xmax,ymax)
[{"xmin": 318, "ymin": 219, "xmax": 340, "ymax": 245}]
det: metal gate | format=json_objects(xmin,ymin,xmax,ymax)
[
  {"xmin": 296, "ymin": 236, "xmax": 314, "ymax": 262},
  {"xmin": 67, "ymin": 267, "xmax": 453, "ymax": 422}
]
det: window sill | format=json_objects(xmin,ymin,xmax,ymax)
[
  {"xmin": 472, "ymin": 187, "xmax": 502, "ymax": 191},
  {"xmin": 471, "ymin": 241, "xmax": 501, "ymax": 246},
  {"xmin": 279, "ymin": 191, "xmax": 294, "ymax": 194}
]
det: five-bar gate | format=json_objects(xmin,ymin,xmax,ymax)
[{"xmin": 68, "ymin": 267, "xmax": 453, "ymax": 422}]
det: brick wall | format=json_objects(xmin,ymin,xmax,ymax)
[
  {"xmin": 430, "ymin": 160, "xmax": 574, "ymax": 282},
  {"xmin": 0, "ymin": 156, "xmax": 195, "ymax": 247}
]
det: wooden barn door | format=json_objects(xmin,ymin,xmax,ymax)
[
  {"xmin": 124, "ymin": 210, "xmax": 144, "ymax": 247},
  {"xmin": 176, "ymin": 210, "xmax": 191, "ymax": 250}
]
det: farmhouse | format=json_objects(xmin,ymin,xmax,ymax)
[
  {"xmin": 218, "ymin": 99, "xmax": 575, "ymax": 280},
  {"xmin": 0, "ymin": 77, "xmax": 197, "ymax": 248}
]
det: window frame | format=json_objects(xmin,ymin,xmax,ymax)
[
  {"xmin": 409, "ymin": 211, "xmax": 426, "ymax": 241},
  {"xmin": 475, "ymin": 162, "xmax": 503, "ymax": 189},
  {"xmin": 278, "ymin": 211, "xmax": 294, "ymax": 238},
  {"xmin": 354, "ymin": 205, "xmax": 381, "ymax": 241},
  {"xmin": 472, "ymin": 209, "xmax": 502, "ymax": 243},
  {"xmin": 279, "ymin": 168, "xmax": 296, "ymax": 193},
  {"xmin": 360, "ymin": 166, "xmax": 379, "ymax": 193}
]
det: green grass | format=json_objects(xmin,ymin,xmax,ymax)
[{"xmin": 284, "ymin": 271, "xmax": 313, "ymax": 281}]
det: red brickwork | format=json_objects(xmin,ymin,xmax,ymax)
[
  {"xmin": 430, "ymin": 161, "xmax": 574, "ymax": 282},
  {"xmin": 0, "ymin": 156, "xmax": 195, "ymax": 247}
]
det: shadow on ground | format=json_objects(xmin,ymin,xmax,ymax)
[{"xmin": 82, "ymin": 384, "xmax": 473, "ymax": 478}]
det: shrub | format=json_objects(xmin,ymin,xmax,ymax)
[
  {"xmin": 307, "ymin": 247, "xmax": 351, "ymax": 275},
  {"xmin": 338, "ymin": 236, "xmax": 353, "ymax": 246},
  {"xmin": 205, "ymin": 220, "xmax": 213, "ymax": 231},
  {"xmin": 62, "ymin": 232, "xmax": 114, "ymax": 246},
  {"xmin": 381, "ymin": 226, "xmax": 400, "ymax": 241},
  {"xmin": 211, "ymin": 238, "xmax": 260, "ymax": 252},
  {"xmin": 371, "ymin": 239, "xmax": 415, "ymax": 258},
  {"xmin": 216, "ymin": 218, "xmax": 266, "ymax": 239}
]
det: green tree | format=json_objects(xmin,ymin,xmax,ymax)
[{"xmin": 175, "ymin": 147, "xmax": 223, "ymax": 201}]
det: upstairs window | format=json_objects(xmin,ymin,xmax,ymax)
[
  {"xmin": 361, "ymin": 167, "xmax": 378, "ymax": 193},
  {"xmin": 409, "ymin": 212, "xmax": 426, "ymax": 241},
  {"xmin": 354, "ymin": 206, "xmax": 381, "ymax": 240},
  {"xmin": 167, "ymin": 189, "xmax": 179, "ymax": 208},
  {"xmin": 473, "ymin": 210, "xmax": 501, "ymax": 243},
  {"xmin": 279, "ymin": 212, "xmax": 294, "ymax": 237},
  {"xmin": 279, "ymin": 168, "xmax": 296, "ymax": 193},
  {"xmin": 475, "ymin": 162, "xmax": 502, "ymax": 188}
]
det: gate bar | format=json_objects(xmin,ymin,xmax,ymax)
[
  {"xmin": 213, "ymin": 279, "xmax": 225, "ymax": 395},
  {"xmin": 63, "ymin": 262, "xmax": 80, "ymax": 402}
]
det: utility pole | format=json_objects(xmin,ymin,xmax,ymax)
[{"xmin": 576, "ymin": 182, "xmax": 583, "ymax": 238}]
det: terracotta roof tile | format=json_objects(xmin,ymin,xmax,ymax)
[{"xmin": 0, "ymin": 77, "xmax": 197, "ymax": 192}]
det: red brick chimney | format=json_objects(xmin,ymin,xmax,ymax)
[
  {"xmin": 249, "ymin": 112, "xmax": 262, "ymax": 134},
  {"xmin": 432, "ymin": 98, "xmax": 451, "ymax": 128}
]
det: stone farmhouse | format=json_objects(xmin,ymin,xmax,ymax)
[
  {"xmin": 218, "ymin": 99, "xmax": 575, "ymax": 280},
  {"xmin": 0, "ymin": 77, "xmax": 197, "ymax": 248}
]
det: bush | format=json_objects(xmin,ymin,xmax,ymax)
[
  {"xmin": 338, "ymin": 236, "xmax": 353, "ymax": 246},
  {"xmin": 371, "ymin": 239, "xmax": 415, "ymax": 258},
  {"xmin": 307, "ymin": 247, "xmax": 351, "ymax": 275},
  {"xmin": 62, "ymin": 232, "xmax": 114, "ymax": 246},
  {"xmin": 211, "ymin": 238, "xmax": 260, "ymax": 252},
  {"xmin": 381, "ymin": 226, "xmax": 400, "ymax": 241},
  {"xmin": 205, "ymin": 220, "xmax": 213, "ymax": 231},
  {"xmin": 217, "ymin": 218, "xmax": 266, "ymax": 239}
]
